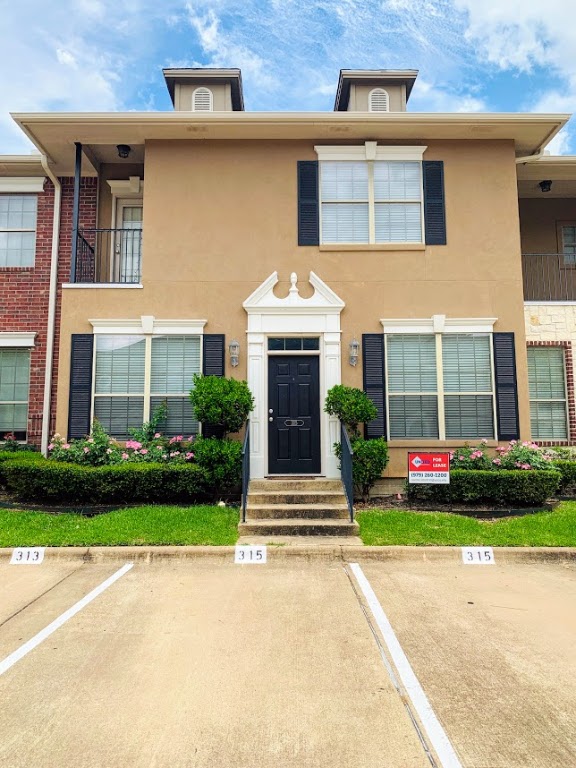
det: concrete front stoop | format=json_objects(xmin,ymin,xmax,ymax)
[{"xmin": 238, "ymin": 478, "xmax": 359, "ymax": 537}]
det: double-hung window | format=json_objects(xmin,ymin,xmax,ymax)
[
  {"xmin": 0, "ymin": 195, "xmax": 37, "ymax": 267},
  {"xmin": 386, "ymin": 331, "xmax": 495, "ymax": 440},
  {"xmin": 93, "ymin": 334, "xmax": 201, "ymax": 439},
  {"xmin": 527, "ymin": 347, "xmax": 568, "ymax": 440},
  {"xmin": 0, "ymin": 348, "xmax": 30, "ymax": 440},
  {"xmin": 316, "ymin": 145, "xmax": 426, "ymax": 245}
]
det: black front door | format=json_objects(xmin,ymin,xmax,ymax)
[{"xmin": 268, "ymin": 355, "xmax": 321, "ymax": 474}]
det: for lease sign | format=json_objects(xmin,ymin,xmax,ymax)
[{"xmin": 408, "ymin": 452, "xmax": 450, "ymax": 484}]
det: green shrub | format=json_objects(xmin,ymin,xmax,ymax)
[
  {"xmin": 0, "ymin": 433, "xmax": 38, "ymax": 452},
  {"xmin": 192, "ymin": 437, "xmax": 242, "ymax": 497},
  {"xmin": 0, "ymin": 451, "xmax": 46, "ymax": 486},
  {"xmin": 190, "ymin": 375, "xmax": 254, "ymax": 436},
  {"xmin": 406, "ymin": 469, "xmax": 560, "ymax": 507},
  {"xmin": 2, "ymin": 461, "xmax": 208, "ymax": 504},
  {"xmin": 552, "ymin": 460, "xmax": 576, "ymax": 494},
  {"xmin": 324, "ymin": 385, "xmax": 377, "ymax": 439},
  {"xmin": 335, "ymin": 436, "xmax": 389, "ymax": 501},
  {"xmin": 450, "ymin": 440, "xmax": 556, "ymax": 471}
]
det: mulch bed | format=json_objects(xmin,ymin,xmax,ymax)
[{"xmin": 355, "ymin": 496, "xmax": 559, "ymax": 519}]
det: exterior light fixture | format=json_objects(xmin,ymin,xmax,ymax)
[
  {"xmin": 539, "ymin": 179, "xmax": 552, "ymax": 193},
  {"xmin": 349, "ymin": 337, "xmax": 360, "ymax": 366},
  {"xmin": 229, "ymin": 340, "xmax": 240, "ymax": 367},
  {"xmin": 117, "ymin": 144, "xmax": 132, "ymax": 159}
]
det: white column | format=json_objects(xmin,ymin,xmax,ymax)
[
  {"xmin": 323, "ymin": 329, "xmax": 342, "ymax": 478},
  {"xmin": 247, "ymin": 332, "xmax": 265, "ymax": 478}
]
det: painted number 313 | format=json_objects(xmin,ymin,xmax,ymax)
[
  {"xmin": 461, "ymin": 547, "xmax": 495, "ymax": 565},
  {"xmin": 10, "ymin": 548, "xmax": 45, "ymax": 565}
]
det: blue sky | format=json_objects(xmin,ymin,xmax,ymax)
[{"xmin": 1, "ymin": 0, "xmax": 575, "ymax": 153}]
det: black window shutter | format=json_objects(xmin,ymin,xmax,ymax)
[
  {"xmin": 493, "ymin": 332, "xmax": 520, "ymax": 441},
  {"xmin": 362, "ymin": 334, "xmax": 387, "ymax": 439},
  {"xmin": 297, "ymin": 161, "xmax": 319, "ymax": 246},
  {"xmin": 68, "ymin": 334, "xmax": 94, "ymax": 440},
  {"xmin": 423, "ymin": 160, "xmax": 446, "ymax": 245},
  {"xmin": 202, "ymin": 334, "xmax": 225, "ymax": 437}
]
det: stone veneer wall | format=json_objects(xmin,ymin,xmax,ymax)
[{"xmin": 524, "ymin": 304, "xmax": 576, "ymax": 444}]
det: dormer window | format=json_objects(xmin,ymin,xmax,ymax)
[
  {"xmin": 192, "ymin": 87, "xmax": 213, "ymax": 112},
  {"xmin": 369, "ymin": 88, "xmax": 389, "ymax": 112}
]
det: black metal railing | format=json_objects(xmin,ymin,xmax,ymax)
[
  {"xmin": 340, "ymin": 423, "xmax": 354, "ymax": 523},
  {"xmin": 241, "ymin": 421, "xmax": 250, "ymax": 523},
  {"xmin": 73, "ymin": 228, "xmax": 142, "ymax": 284},
  {"xmin": 522, "ymin": 253, "xmax": 576, "ymax": 302}
]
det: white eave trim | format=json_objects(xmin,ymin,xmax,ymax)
[
  {"xmin": 0, "ymin": 332, "xmax": 36, "ymax": 347},
  {"xmin": 380, "ymin": 316, "xmax": 497, "ymax": 334},
  {"xmin": 90, "ymin": 317, "xmax": 207, "ymax": 335},
  {"xmin": 107, "ymin": 177, "xmax": 143, "ymax": 195},
  {"xmin": 315, "ymin": 143, "xmax": 427, "ymax": 162},
  {"xmin": 0, "ymin": 177, "xmax": 45, "ymax": 193}
]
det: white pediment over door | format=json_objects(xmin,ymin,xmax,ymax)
[{"xmin": 243, "ymin": 271, "xmax": 345, "ymax": 315}]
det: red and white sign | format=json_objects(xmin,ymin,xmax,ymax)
[{"xmin": 408, "ymin": 452, "xmax": 450, "ymax": 484}]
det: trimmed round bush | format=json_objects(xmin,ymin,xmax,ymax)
[{"xmin": 552, "ymin": 460, "xmax": 576, "ymax": 494}]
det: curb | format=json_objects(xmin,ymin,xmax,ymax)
[{"xmin": 0, "ymin": 545, "xmax": 575, "ymax": 564}]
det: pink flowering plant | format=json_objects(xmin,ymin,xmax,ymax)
[
  {"xmin": 48, "ymin": 404, "xmax": 197, "ymax": 466},
  {"xmin": 449, "ymin": 440, "xmax": 555, "ymax": 472}
]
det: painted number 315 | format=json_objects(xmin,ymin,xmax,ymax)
[{"xmin": 461, "ymin": 547, "xmax": 495, "ymax": 565}]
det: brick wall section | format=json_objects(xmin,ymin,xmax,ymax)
[
  {"xmin": 0, "ymin": 177, "xmax": 97, "ymax": 446},
  {"xmin": 526, "ymin": 339, "xmax": 576, "ymax": 446},
  {"xmin": 50, "ymin": 177, "xmax": 98, "ymax": 438}
]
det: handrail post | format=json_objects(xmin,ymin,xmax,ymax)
[
  {"xmin": 241, "ymin": 420, "xmax": 250, "ymax": 523},
  {"xmin": 340, "ymin": 422, "xmax": 354, "ymax": 523}
]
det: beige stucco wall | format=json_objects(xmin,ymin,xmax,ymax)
[
  {"xmin": 56, "ymin": 138, "xmax": 528, "ymax": 476},
  {"xmin": 519, "ymin": 198, "xmax": 576, "ymax": 253},
  {"xmin": 348, "ymin": 84, "xmax": 405, "ymax": 112}
]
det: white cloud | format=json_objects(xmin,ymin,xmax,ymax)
[{"xmin": 410, "ymin": 78, "xmax": 487, "ymax": 113}]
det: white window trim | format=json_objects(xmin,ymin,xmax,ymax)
[
  {"xmin": 91, "ymin": 326, "xmax": 204, "ymax": 429},
  {"xmin": 369, "ymin": 88, "xmax": 390, "ymax": 112},
  {"xmin": 527, "ymin": 346, "xmax": 569, "ymax": 440},
  {"xmin": 0, "ymin": 332, "xmax": 36, "ymax": 347},
  {"xmin": 381, "ymin": 316, "xmax": 497, "ymax": 334},
  {"xmin": 0, "ymin": 178, "xmax": 45, "ymax": 193},
  {"xmin": 383, "ymin": 316, "xmax": 497, "ymax": 441},
  {"xmin": 90, "ymin": 317, "xmax": 207, "ymax": 335},
  {"xmin": 0, "ymin": 192, "xmax": 38, "ymax": 268},
  {"xmin": 315, "ymin": 142, "xmax": 427, "ymax": 246}
]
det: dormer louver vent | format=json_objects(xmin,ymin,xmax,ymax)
[
  {"xmin": 369, "ymin": 88, "xmax": 389, "ymax": 112},
  {"xmin": 192, "ymin": 87, "xmax": 213, "ymax": 111}
]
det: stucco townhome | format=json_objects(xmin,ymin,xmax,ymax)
[{"xmin": 1, "ymin": 67, "xmax": 575, "ymax": 486}]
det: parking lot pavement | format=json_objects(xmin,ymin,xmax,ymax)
[
  {"xmin": 0, "ymin": 554, "xmax": 575, "ymax": 768},
  {"xmin": 360, "ymin": 559, "xmax": 576, "ymax": 768},
  {"xmin": 0, "ymin": 560, "xmax": 429, "ymax": 768}
]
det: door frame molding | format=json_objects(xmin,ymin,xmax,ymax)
[{"xmin": 243, "ymin": 271, "xmax": 344, "ymax": 479}]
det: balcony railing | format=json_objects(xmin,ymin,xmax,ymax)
[
  {"xmin": 73, "ymin": 228, "xmax": 142, "ymax": 284},
  {"xmin": 522, "ymin": 253, "xmax": 576, "ymax": 302}
]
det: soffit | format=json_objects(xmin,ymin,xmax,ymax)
[
  {"xmin": 517, "ymin": 157, "xmax": 576, "ymax": 197},
  {"xmin": 12, "ymin": 111, "xmax": 569, "ymax": 174}
]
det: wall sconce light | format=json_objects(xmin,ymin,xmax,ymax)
[
  {"xmin": 539, "ymin": 179, "xmax": 552, "ymax": 193},
  {"xmin": 349, "ymin": 337, "xmax": 360, "ymax": 366},
  {"xmin": 229, "ymin": 340, "xmax": 240, "ymax": 367},
  {"xmin": 117, "ymin": 144, "xmax": 132, "ymax": 159}
]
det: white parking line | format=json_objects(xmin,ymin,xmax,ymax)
[
  {"xmin": 349, "ymin": 563, "xmax": 463, "ymax": 768},
  {"xmin": 0, "ymin": 562, "xmax": 133, "ymax": 677}
]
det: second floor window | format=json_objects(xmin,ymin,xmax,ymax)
[
  {"xmin": 319, "ymin": 159, "xmax": 423, "ymax": 245},
  {"xmin": 0, "ymin": 195, "xmax": 37, "ymax": 267}
]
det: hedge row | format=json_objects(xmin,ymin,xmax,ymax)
[
  {"xmin": 406, "ymin": 469, "xmax": 560, "ymax": 507},
  {"xmin": 552, "ymin": 460, "xmax": 576, "ymax": 494},
  {"xmin": 2, "ymin": 461, "xmax": 209, "ymax": 504}
]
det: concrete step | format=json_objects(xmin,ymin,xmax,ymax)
[
  {"xmin": 246, "ymin": 503, "xmax": 350, "ymax": 520},
  {"xmin": 250, "ymin": 479, "xmax": 344, "ymax": 492},
  {"xmin": 247, "ymin": 491, "xmax": 347, "ymax": 505},
  {"xmin": 238, "ymin": 519, "xmax": 360, "ymax": 537}
]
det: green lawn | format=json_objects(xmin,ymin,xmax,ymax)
[
  {"xmin": 358, "ymin": 501, "xmax": 576, "ymax": 547},
  {"xmin": 0, "ymin": 505, "xmax": 239, "ymax": 547}
]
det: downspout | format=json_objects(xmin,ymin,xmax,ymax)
[
  {"xmin": 515, "ymin": 148, "xmax": 545, "ymax": 164},
  {"xmin": 40, "ymin": 155, "xmax": 62, "ymax": 456}
]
